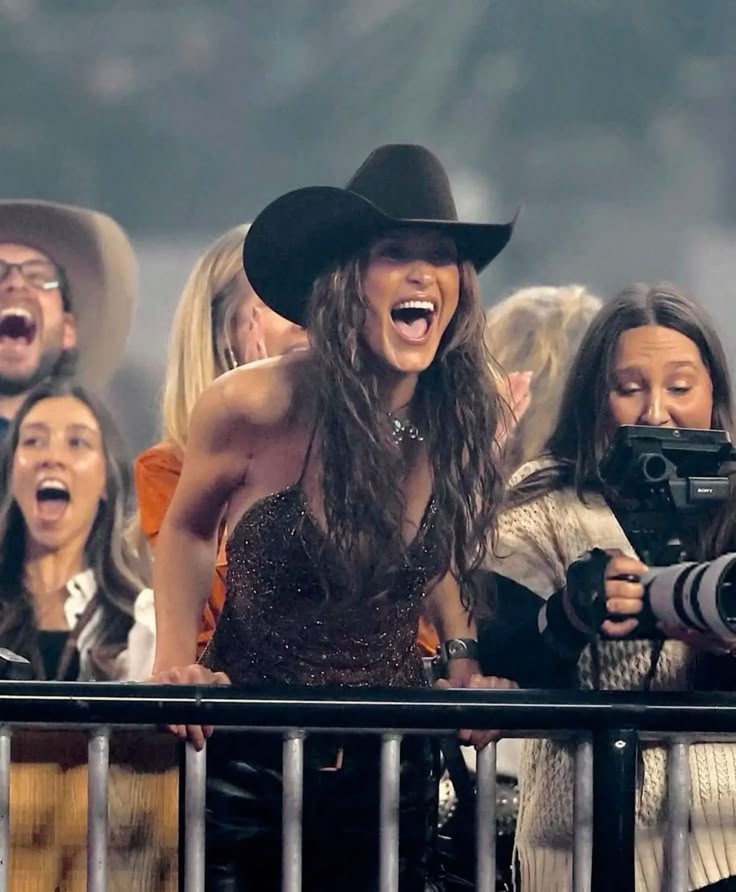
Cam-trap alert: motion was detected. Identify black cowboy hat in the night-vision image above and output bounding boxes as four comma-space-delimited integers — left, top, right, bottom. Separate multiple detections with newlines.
243, 144, 516, 326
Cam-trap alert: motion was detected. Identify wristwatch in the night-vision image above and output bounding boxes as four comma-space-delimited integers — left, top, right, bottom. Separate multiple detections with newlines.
437, 638, 479, 664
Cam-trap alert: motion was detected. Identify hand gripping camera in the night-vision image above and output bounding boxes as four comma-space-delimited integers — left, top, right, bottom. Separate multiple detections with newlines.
567, 425, 736, 639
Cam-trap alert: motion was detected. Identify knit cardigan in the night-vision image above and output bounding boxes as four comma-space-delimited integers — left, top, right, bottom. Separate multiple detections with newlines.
487, 460, 736, 892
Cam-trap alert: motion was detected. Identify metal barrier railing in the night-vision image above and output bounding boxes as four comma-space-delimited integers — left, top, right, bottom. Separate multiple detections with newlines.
1, 683, 734, 892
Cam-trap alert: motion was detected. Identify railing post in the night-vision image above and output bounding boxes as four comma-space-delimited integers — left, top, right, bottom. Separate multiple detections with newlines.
184, 741, 207, 892
475, 740, 497, 892
0, 727, 10, 892
87, 727, 110, 892
665, 739, 690, 892
592, 729, 636, 892
573, 735, 593, 892
282, 731, 305, 892
380, 732, 402, 892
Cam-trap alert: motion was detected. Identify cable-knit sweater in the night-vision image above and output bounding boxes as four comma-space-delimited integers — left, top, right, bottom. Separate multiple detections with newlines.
487, 460, 736, 892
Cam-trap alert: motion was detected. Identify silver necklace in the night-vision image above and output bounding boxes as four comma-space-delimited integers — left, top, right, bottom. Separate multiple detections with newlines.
387, 412, 423, 445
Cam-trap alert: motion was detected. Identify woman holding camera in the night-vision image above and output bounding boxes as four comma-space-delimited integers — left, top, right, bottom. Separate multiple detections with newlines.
482, 283, 736, 892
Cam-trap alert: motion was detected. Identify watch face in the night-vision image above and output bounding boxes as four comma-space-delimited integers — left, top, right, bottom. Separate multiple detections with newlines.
448, 640, 466, 658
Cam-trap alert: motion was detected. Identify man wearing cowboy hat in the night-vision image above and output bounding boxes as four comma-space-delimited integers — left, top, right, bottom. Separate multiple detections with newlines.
0, 200, 136, 436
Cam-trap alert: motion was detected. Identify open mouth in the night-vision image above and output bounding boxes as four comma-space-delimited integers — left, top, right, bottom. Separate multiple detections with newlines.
0, 308, 37, 345
36, 479, 70, 523
390, 300, 436, 342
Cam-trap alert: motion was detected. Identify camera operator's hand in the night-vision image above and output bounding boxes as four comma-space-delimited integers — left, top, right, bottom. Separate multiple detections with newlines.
563, 547, 648, 638
600, 549, 649, 638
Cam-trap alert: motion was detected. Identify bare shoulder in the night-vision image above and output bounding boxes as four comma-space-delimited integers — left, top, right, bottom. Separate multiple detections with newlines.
218, 349, 316, 428
183, 351, 316, 464
169, 352, 317, 529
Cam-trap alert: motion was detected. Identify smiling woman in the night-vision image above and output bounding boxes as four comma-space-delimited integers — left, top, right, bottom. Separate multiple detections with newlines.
362, 229, 459, 372
150, 143, 517, 891
0, 378, 154, 681
482, 283, 736, 892
0, 380, 176, 891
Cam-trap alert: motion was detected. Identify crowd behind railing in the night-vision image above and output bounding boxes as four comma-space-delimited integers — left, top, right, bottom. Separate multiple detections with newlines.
1, 144, 736, 891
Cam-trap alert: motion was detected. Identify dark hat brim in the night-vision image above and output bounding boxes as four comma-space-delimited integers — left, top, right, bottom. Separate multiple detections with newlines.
243, 186, 514, 326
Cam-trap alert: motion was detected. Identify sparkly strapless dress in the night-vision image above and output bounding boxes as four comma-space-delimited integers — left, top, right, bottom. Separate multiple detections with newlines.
200, 485, 444, 891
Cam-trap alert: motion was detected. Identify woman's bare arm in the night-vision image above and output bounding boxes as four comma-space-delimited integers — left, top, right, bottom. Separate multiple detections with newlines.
424, 571, 479, 683
152, 379, 248, 671
427, 571, 518, 749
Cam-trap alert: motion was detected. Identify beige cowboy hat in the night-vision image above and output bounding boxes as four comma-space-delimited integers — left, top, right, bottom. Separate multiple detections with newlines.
0, 199, 137, 383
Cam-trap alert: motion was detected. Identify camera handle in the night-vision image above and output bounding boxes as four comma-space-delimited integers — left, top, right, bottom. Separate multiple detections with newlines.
565, 548, 660, 638
564, 548, 611, 634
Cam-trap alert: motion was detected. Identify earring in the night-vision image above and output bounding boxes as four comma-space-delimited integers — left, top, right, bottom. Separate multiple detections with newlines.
225, 345, 239, 370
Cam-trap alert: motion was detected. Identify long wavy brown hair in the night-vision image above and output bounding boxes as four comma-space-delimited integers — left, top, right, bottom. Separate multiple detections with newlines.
307, 254, 504, 610
509, 282, 736, 560
0, 379, 149, 678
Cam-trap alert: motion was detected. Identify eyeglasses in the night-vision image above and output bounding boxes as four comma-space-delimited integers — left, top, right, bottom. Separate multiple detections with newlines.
0, 259, 61, 291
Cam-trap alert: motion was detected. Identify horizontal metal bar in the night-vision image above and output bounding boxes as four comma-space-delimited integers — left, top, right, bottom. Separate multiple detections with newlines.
0, 722, 731, 746
3, 683, 736, 732
0, 723, 730, 747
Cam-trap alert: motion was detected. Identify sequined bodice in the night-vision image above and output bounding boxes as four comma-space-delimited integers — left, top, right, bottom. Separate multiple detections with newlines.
200, 485, 442, 687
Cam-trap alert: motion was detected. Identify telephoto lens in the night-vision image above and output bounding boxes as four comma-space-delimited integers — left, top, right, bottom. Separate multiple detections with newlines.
643, 553, 736, 639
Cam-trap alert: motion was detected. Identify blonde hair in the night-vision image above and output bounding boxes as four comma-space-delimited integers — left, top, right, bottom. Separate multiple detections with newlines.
485, 284, 603, 472
161, 224, 250, 452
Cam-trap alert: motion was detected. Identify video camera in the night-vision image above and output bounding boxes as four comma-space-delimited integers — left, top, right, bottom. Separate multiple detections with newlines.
569, 425, 736, 639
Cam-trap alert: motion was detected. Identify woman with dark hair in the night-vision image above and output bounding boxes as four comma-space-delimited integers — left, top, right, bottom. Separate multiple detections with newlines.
0, 378, 154, 680
482, 283, 736, 891
150, 144, 516, 891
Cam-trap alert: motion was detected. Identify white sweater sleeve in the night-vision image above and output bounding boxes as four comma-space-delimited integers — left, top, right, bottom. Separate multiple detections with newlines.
487, 464, 570, 600
118, 588, 156, 681
487, 461, 636, 601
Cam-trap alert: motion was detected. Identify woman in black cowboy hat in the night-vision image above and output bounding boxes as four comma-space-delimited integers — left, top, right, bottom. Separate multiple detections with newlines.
151, 144, 516, 891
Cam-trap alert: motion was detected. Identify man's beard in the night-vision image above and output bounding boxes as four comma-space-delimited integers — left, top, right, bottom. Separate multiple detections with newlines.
0, 346, 76, 396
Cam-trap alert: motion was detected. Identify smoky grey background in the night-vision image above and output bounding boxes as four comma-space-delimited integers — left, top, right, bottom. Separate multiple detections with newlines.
2, 0, 734, 454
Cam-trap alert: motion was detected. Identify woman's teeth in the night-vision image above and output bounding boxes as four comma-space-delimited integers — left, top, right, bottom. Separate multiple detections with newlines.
36, 479, 70, 502
392, 300, 435, 313
390, 300, 435, 341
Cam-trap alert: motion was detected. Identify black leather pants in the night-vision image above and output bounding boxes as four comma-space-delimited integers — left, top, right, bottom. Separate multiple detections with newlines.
204, 734, 440, 892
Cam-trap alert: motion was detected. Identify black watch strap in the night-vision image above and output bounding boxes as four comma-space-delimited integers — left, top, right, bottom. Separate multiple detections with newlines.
437, 638, 479, 663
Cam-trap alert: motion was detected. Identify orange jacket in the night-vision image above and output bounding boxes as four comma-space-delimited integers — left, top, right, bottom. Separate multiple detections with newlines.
134, 443, 226, 656
134, 442, 439, 658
